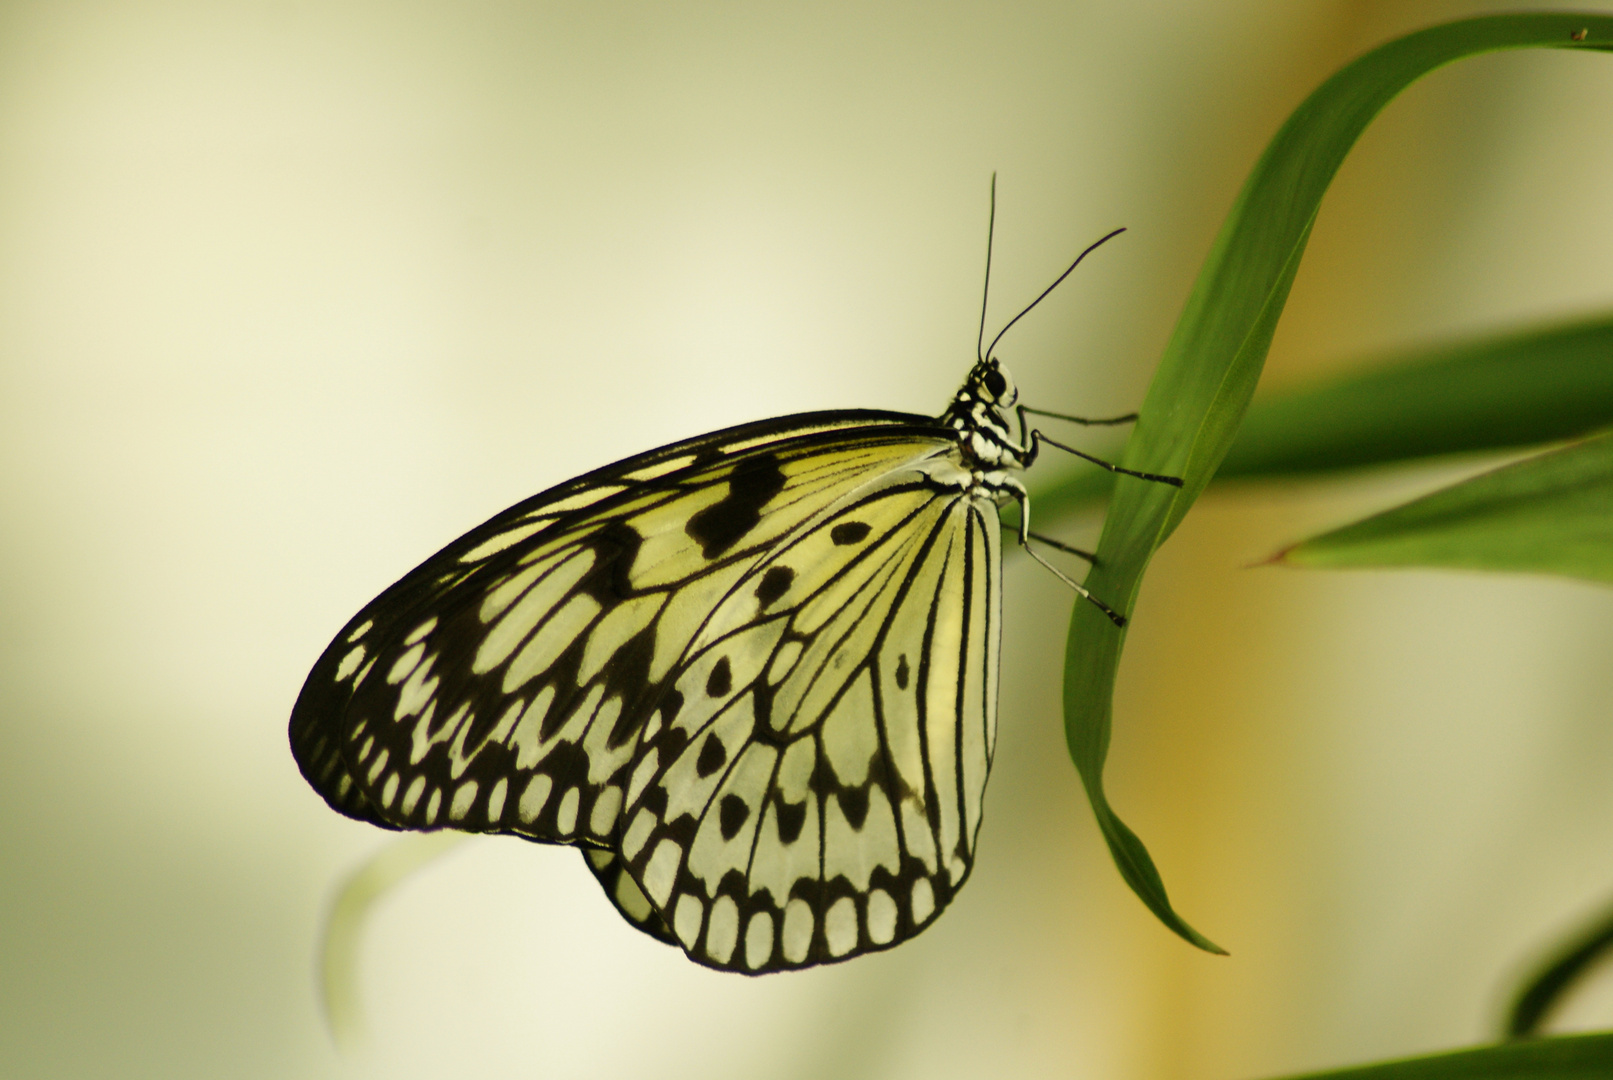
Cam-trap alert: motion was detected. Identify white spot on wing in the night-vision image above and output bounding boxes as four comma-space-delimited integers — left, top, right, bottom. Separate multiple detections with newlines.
643, 838, 682, 907
706, 897, 739, 963
674, 894, 704, 948
825, 896, 857, 956
518, 774, 552, 822
507, 686, 556, 769
744, 911, 775, 970
346, 619, 374, 643
486, 777, 508, 822
589, 785, 622, 836
459, 520, 548, 563
335, 645, 365, 682
449, 780, 478, 821
536, 485, 627, 515
579, 696, 632, 785
393, 653, 440, 720
622, 454, 696, 481
910, 878, 935, 924
621, 806, 656, 860
625, 749, 660, 808
867, 888, 897, 944
400, 775, 427, 816
386, 642, 426, 686
782, 898, 813, 963
555, 786, 580, 835
403, 617, 438, 645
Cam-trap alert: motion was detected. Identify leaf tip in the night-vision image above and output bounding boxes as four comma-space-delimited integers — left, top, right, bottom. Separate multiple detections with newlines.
1245, 545, 1295, 570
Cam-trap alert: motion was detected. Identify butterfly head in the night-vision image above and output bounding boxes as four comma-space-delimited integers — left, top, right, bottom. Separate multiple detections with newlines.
976, 358, 1018, 409
941, 358, 1027, 468
957, 357, 1018, 412
948, 359, 1025, 422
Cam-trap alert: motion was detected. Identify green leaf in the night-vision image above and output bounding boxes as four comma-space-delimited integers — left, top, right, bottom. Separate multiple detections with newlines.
1258, 1032, 1613, 1080
1220, 314, 1613, 477
1027, 310, 1613, 517
319, 833, 468, 1050
1061, 14, 1613, 952
1506, 894, 1613, 1039
1279, 430, 1613, 583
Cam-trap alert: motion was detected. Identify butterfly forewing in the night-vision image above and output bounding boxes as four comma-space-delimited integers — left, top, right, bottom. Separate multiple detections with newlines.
614, 463, 1002, 972
288, 413, 959, 857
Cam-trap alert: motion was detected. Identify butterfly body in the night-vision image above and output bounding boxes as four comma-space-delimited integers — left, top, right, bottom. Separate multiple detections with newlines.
292, 359, 1037, 972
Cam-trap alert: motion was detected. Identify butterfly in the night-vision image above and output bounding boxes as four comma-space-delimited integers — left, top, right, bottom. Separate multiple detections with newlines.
289, 219, 1180, 974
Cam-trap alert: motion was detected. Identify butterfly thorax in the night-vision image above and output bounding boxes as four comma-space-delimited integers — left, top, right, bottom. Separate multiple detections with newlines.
938, 358, 1030, 478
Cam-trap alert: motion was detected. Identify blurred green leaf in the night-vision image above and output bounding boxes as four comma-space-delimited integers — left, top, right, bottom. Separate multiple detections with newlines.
1028, 311, 1613, 514
1506, 896, 1613, 1039
1221, 315, 1613, 477
1279, 431, 1613, 583
320, 832, 468, 1051
1259, 1032, 1613, 1080
1060, 14, 1613, 952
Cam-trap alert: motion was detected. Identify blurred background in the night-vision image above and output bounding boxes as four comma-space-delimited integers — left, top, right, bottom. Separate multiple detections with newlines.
3, 1, 1612, 1077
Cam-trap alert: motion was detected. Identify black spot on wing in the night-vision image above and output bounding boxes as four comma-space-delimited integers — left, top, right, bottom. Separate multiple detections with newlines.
705, 657, 732, 698
895, 654, 909, 690
685, 453, 786, 559
755, 565, 794, 608
830, 521, 871, 545
776, 798, 808, 844
838, 785, 870, 830
606, 626, 658, 747
719, 793, 750, 839
660, 688, 684, 724
696, 733, 728, 777
579, 520, 645, 601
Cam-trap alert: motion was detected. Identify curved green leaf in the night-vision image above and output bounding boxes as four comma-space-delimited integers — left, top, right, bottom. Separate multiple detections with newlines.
1063, 14, 1613, 951
1279, 430, 1613, 583
319, 832, 468, 1050
1260, 1032, 1613, 1080
1506, 896, 1613, 1039
1221, 314, 1613, 477
1027, 310, 1613, 520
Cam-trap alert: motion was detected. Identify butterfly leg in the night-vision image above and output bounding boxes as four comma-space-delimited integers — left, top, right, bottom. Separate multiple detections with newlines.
1005, 479, 1126, 627
1023, 428, 1183, 487
999, 522, 1098, 565
1014, 404, 1138, 448
1019, 404, 1140, 426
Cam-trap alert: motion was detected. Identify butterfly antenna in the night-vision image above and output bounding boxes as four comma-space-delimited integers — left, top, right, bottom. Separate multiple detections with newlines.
977, 173, 997, 364
984, 226, 1126, 361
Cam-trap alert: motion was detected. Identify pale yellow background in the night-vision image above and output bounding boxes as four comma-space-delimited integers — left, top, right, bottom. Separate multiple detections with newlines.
3, 2, 1612, 1077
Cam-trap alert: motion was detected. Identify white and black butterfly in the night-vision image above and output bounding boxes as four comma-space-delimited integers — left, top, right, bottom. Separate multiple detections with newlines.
289, 225, 1179, 974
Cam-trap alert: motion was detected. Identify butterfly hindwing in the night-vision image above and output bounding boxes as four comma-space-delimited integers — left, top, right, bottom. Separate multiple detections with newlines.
580, 848, 678, 946
614, 462, 1002, 972
288, 413, 959, 856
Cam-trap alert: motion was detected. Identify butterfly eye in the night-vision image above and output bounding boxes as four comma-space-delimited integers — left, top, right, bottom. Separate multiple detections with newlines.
982, 369, 1008, 400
